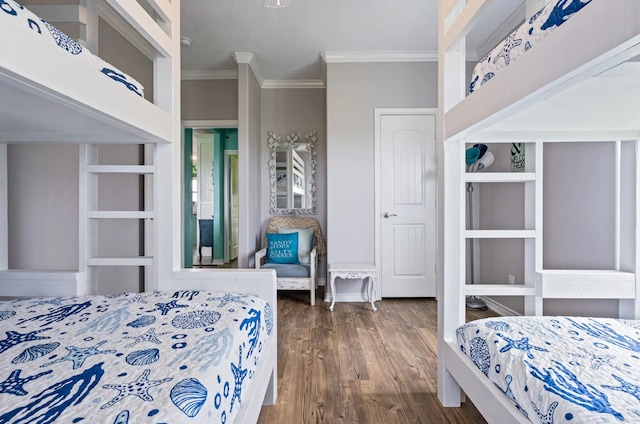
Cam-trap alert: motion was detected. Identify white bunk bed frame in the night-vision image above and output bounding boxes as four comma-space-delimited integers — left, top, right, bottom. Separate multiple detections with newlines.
0, 2, 277, 422
437, 0, 640, 422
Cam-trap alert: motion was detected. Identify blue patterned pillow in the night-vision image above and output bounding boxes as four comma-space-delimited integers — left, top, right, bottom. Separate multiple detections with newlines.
266, 232, 299, 264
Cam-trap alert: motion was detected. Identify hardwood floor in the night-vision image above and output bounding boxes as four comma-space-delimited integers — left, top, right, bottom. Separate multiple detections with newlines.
257, 289, 495, 424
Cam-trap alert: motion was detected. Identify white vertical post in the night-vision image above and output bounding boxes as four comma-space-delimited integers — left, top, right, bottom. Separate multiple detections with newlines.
525, 141, 543, 315
0, 144, 7, 271
154, 0, 180, 292
236, 60, 251, 269
619, 140, 640, 319
79, 145, 98, 293
437, 0, 466, 406
614, 140, 621, 270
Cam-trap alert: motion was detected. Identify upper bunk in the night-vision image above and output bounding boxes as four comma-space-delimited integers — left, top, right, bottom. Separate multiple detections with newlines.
441, 0, 640, 143
0, 0, 176, 144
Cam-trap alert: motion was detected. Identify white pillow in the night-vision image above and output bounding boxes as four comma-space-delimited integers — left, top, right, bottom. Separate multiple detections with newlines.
278, 227, 315, 264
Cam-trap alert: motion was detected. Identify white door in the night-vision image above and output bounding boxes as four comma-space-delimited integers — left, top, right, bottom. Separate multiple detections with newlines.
379, 113, 437, 297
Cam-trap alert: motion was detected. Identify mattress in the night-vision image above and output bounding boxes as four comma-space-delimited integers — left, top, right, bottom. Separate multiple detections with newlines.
457, 316, 640, 423
0, 290, 274, 423
2, 0, 145, 97
469, 0, 592, 94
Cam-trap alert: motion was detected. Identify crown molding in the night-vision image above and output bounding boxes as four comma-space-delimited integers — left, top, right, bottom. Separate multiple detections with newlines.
262, 79, 325, 89
233, 52, 265, 87
232, 52, 254, 64
181, 70, 238, 80
321, 50, 438, 63
98, 0, 155, 60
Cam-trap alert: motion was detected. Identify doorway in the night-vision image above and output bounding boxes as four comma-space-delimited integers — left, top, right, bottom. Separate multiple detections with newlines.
183, 126, 239, 268
375, 109, 437, 297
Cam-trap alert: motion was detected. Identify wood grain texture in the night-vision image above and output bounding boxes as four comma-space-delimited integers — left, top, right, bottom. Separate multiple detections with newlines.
258, 290, 495, 423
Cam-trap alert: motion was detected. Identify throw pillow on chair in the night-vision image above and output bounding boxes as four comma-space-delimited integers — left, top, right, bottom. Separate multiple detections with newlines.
266, 232, 299, 264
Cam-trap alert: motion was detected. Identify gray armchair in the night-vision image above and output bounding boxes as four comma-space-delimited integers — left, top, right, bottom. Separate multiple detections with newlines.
255, 216, 326, 305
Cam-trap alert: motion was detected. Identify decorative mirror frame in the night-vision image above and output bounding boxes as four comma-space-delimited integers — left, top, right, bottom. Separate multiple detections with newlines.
268, 130, 318, 215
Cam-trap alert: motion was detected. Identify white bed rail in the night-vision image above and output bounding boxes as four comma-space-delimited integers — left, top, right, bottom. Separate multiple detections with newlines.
0, 270, 88, 297
441, 0, 640, 141
103, 0, 173, 58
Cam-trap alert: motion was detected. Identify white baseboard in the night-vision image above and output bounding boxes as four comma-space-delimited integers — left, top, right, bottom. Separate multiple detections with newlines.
480, 296, 521, 317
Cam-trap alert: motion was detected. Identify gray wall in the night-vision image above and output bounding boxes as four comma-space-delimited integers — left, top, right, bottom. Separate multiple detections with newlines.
7, 144, 79, 270
260, 88, 327, 278
182, 79, 238, 121
326, 61, 438, 295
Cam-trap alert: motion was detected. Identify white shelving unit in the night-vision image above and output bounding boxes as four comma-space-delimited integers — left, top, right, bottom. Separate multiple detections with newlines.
460, 140, 639, 316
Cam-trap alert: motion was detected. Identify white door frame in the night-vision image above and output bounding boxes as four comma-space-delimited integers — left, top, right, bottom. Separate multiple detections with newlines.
374, 108, 438, 299
223, 149, 238, 263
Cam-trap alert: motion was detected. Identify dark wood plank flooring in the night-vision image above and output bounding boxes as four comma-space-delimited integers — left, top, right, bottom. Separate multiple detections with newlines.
257, 289, 495, 423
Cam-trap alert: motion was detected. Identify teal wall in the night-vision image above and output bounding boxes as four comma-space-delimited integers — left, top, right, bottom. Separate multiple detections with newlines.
212, 128, 238, 261
183, 128, 194, 268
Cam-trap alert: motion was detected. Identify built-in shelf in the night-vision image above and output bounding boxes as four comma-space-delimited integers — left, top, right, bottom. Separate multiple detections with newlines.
465, 172, 536, 182
466, 284, 536, 296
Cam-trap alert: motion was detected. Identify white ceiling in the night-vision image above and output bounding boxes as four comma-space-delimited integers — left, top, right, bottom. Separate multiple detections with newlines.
179, 0, 440, 82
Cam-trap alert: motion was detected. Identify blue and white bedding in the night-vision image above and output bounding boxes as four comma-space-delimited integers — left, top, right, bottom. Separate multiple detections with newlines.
1, 0, 145, 97
469, 0, 592, 94
0, 290, 273, 424
457, 316, 640, 423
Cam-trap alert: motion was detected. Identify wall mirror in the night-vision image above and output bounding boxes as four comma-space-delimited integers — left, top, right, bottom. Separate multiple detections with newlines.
268, 130, 317, 215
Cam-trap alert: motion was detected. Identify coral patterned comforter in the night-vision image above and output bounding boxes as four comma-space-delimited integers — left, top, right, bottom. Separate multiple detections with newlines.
458, 316, 640, 423
0, 290, 273, 424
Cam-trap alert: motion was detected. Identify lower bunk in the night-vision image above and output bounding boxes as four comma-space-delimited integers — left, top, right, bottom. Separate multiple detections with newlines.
443, 314, 640, 423
0, 269, 277, 424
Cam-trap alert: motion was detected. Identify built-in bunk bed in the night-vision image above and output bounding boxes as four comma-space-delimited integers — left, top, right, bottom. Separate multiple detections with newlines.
437, 0, 640, 423
0, 1, 277, 422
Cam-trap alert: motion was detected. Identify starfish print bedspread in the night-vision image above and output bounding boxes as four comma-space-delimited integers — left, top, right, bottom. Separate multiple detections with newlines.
0, 290, 273, 424
457, 316, 640, 423
469, 0, 592, 94
1, 0, 146, 97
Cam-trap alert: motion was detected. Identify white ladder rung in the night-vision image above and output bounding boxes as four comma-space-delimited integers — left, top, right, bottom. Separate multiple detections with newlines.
465, 230, 536, 239
86, 211, 154, 219
86, 165, 155, 174
87, 257, 154, 266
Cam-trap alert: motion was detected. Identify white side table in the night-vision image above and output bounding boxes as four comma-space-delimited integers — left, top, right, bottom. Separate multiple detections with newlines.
328, 263, 377, 312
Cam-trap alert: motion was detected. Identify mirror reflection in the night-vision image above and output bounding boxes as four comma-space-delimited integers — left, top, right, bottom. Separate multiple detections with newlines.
268, 131, 317, 215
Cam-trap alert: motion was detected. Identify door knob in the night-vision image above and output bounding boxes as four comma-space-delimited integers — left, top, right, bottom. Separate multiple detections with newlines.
383, 212, 397, 218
